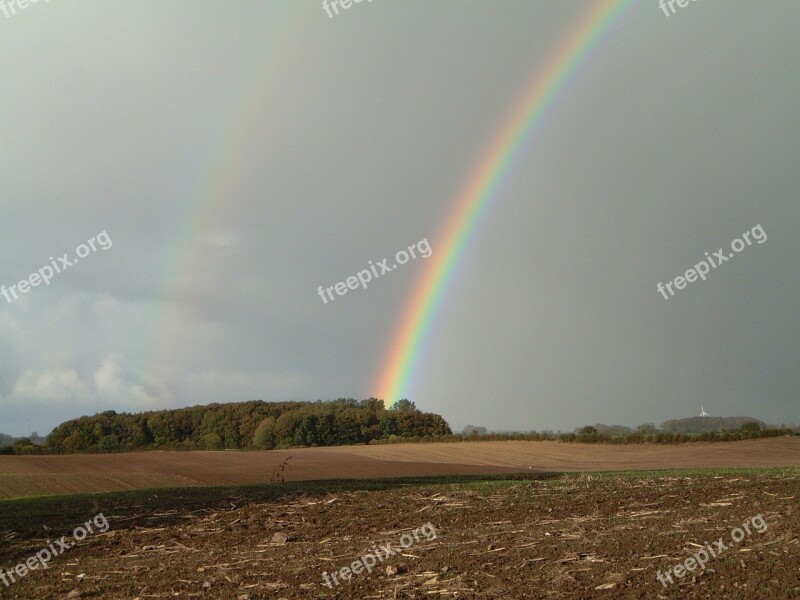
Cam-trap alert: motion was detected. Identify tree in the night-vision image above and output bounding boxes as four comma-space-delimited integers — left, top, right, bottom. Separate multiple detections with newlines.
380, 413, 399, 437
274, 411, 300, 447
361, 398, 384, 413
200, 432, 223, 450
98, 434, 121, 453
740, 421, 762, 433
11, 438, 42, 455
147, 413, 177, 447
62, 426, 94, 453
252, 417, 277, 449
577, 426, 599, 443
389, 399, 417, 412
463, 425, 488, 437
293, 412, 320, 446
334, 408, 364, 445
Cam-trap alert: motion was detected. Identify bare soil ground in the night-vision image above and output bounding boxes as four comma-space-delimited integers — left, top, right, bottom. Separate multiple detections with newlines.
0, 469, 798, 599
1, 437, 798, 500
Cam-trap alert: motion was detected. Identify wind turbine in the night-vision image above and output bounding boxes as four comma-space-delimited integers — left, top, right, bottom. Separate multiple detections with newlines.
699, 405, 710, 417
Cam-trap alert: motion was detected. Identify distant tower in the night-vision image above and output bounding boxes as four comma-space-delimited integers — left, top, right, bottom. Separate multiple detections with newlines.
699, 405, 710, 417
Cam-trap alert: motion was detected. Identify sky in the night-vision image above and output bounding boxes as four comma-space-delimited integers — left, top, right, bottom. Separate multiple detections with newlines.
1, 0, 798, 437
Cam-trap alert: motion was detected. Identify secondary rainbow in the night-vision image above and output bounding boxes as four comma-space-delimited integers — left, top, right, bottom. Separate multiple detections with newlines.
143, 3, 312, 383
375, 0, 635, 402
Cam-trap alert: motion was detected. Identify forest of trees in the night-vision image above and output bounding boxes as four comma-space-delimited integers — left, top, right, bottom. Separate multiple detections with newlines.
40, 398, 452, 454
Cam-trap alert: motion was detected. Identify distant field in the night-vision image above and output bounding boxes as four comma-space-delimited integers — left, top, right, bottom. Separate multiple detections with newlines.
1, 437, 798, 500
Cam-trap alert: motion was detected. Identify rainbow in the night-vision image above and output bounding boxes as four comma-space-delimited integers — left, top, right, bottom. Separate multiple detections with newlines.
375, 0, 635, 403
145, 3, 313, 382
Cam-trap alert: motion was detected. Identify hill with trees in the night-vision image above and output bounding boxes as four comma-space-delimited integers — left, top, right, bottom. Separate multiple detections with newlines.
41, 398, 452, 454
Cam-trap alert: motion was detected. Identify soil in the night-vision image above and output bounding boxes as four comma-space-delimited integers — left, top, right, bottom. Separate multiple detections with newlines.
0, 469, 798, 599
1, 437, 798, 500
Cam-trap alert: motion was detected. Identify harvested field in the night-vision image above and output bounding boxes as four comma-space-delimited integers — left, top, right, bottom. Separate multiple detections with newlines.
0, 469, 797, 599
1, 437, 798, 500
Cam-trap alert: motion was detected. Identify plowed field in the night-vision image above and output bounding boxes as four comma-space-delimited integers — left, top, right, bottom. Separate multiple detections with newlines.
0, 468, 797, 599
1, 437, 799, 500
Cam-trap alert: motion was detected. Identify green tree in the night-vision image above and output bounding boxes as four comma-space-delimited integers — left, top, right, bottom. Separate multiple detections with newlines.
147, 413, 177, 447
252, 416, 277, 449
577, 426, 599, 443
200, 432, 223, 450
380, 413, 399, 437
274, 411, 300, 446
97, 434, 121, 453
389, 399, 417, 412
740, 422, 762, 433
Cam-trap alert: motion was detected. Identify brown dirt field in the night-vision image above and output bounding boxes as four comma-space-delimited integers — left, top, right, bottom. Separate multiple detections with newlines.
1, 437, 798, 500
325, 437, 800, 470
0, 470, 797, 599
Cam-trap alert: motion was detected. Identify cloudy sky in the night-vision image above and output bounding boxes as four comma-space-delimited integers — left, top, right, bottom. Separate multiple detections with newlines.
1, 0, 798, 437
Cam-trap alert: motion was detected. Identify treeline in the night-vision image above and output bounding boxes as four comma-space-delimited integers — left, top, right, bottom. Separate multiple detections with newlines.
39, 398, 452, 454
659, 416, 769, 434
558, 423, 794, 444
0, 432, 46, 445
452, 422, 797, 445
4, 409, 795, 456
0, 432, 47, 455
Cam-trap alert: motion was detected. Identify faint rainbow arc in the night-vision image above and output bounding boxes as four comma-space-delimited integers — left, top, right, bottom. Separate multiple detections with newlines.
142, 4, 313, 388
